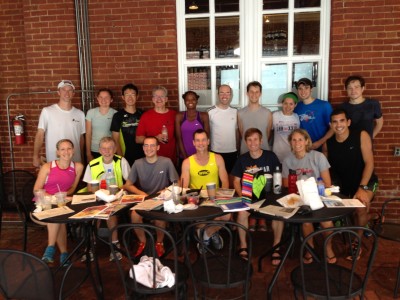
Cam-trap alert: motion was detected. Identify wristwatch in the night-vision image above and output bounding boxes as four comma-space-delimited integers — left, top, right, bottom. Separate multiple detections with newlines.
359, 185, 369, 190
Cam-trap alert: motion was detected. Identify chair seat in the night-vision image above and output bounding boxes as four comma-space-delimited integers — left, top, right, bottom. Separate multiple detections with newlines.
375, 223, 400, 242
291, 263, 363, 299
193, 255, 252, 288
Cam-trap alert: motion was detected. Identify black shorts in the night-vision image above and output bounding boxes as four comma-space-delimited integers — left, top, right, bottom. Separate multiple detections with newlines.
212, 151, 238, 174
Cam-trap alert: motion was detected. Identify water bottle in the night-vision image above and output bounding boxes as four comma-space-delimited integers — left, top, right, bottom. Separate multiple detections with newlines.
105, 169, 116, 189
288, 169, 298, 194
161, 125, 168, 143
171, 180, 179, 205
317, 177, 325, 196
273, 166, 282, 194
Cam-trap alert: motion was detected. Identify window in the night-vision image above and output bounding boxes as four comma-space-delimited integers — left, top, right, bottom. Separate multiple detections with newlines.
177, 0, 330, 110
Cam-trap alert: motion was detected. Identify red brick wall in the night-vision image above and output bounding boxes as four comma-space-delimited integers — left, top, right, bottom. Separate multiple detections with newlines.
329, 0, 400, 213
1, 0, 399, 215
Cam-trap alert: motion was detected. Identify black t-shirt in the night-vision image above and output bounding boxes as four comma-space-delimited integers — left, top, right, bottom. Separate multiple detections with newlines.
110, 109, 144, 166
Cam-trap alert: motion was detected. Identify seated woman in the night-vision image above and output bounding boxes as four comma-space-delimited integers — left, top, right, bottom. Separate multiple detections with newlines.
175, 91, 210, 161
33, 139, 84, 265
282, 129, 336, 264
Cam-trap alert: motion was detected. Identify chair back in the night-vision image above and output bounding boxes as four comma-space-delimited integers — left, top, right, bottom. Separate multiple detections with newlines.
109, 223, 183, 299
292, 226, 378, 299
183, 220, 252, 299
0, 249, 56, 300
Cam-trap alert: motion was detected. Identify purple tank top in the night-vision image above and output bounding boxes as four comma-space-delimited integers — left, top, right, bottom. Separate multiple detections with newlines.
181, 111, 204, 156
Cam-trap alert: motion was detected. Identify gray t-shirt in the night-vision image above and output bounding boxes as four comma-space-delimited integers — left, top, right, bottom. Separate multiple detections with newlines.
282, 150, 330, 179
127, 156, 178, 195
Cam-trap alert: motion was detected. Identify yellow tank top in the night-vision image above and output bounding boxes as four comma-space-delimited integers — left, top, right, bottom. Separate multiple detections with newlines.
189, 152, 219, 189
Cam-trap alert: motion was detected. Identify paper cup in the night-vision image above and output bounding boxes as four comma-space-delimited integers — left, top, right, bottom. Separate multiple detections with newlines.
54, 192, 67, 207
108, 184, 119, 195
42, 196, 52, 210
89, 180, 100, 192
206, 182, 216, 200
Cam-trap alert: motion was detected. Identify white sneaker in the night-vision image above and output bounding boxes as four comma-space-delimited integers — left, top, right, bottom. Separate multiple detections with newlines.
80, 250, 94, 262
110, 242, 122, 261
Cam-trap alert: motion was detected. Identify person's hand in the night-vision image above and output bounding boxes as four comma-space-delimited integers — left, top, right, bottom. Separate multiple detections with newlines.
311, 140, 323, 150
157, 133, 168, 144
354, 188, 369, 204
33, 156, 41, 168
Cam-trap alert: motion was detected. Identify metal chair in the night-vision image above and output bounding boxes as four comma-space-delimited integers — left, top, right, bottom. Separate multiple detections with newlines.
291, 226, 378, 299
109, 223, 187, 299
374, 198, 400, 298
183, 220, 253, 300
0, 248, 56, 300
1, 170, 41, 251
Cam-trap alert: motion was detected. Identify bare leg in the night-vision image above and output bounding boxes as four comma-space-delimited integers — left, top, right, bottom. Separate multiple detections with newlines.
320, 221, 335, 261
131, 211, 146, 243
107, 216, 119, 242
236, 211, 250, 248
56, 224, 68, 253
154, 220, 166, 243
271, 220, 284, 247
47, 223, 61, 246
204, 213, 231, 237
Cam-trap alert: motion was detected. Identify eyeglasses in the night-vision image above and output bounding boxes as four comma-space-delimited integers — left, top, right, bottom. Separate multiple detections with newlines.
143, 144, 157, 148
152, 95, 166, 100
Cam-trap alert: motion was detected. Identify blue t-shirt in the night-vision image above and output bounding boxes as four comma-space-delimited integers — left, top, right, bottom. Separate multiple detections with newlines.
294, 99, 332, 143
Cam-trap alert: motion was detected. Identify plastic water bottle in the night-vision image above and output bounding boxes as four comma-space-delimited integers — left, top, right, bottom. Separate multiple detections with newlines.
273, 166, 282, 194
161, 125, 168, 143
105, 169, 116, 189
317, 177, 325, 196
288, 169, 298, 194
171, 180, 179, 205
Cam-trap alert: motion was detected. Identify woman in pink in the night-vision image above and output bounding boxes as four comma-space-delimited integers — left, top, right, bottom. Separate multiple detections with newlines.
33, 139, 83, 265
175, 91, 210, 159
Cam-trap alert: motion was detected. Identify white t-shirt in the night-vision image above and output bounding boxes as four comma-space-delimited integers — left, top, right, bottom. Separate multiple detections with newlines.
207, 105, 238, 153
272, 111, 300, 163
38, 104, 85, 162
82, 157, 131, 183
85, 107, 117, 152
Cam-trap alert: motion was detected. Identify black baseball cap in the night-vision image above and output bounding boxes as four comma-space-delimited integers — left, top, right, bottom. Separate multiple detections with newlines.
295, 78, 313, 89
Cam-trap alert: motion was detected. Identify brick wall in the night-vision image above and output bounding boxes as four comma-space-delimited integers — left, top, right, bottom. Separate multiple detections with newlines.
0, 0, 399, 215
329, 0, 400, 214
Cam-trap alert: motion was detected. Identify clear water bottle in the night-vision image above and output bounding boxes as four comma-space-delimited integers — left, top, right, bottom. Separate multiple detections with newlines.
161, 125, 168, 143
105, 169, 116, 189
171, 180, 179, 205
317, 177, 325, 196
273, 166, 282, 194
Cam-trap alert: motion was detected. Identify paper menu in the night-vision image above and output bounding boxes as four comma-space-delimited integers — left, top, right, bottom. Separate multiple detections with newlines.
33, 206, 75, 220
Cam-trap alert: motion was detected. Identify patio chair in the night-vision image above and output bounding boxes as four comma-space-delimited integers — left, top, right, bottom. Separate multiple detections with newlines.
0, 249, 56, 300
374, 198, 400, 298
291, 226, 378, 299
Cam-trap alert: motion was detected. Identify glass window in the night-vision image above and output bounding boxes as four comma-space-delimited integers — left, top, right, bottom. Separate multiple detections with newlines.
177, 0, 330, 110
216, 16, 240, 59
294, 12, 320, 55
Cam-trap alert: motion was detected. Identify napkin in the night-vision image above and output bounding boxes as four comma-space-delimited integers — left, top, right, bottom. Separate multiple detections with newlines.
163, 199, 183, 214
296, 177, 324, 210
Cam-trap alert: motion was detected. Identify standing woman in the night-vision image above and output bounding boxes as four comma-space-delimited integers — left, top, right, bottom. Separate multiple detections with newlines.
175, 91, 210, 160
34, 139, 84, 265
85, 88, 117, 162
282, 129, 336, 264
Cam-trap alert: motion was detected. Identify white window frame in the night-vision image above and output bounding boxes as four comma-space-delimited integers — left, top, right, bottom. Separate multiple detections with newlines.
176, 0, 331, 110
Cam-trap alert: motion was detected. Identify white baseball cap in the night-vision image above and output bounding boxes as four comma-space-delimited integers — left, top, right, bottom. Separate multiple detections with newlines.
57, 80, 75, 90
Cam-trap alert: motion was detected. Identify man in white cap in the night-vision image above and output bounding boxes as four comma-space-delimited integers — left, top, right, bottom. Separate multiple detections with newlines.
33, 80, 85, 167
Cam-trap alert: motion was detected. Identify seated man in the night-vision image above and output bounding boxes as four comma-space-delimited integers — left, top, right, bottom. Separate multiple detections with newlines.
82, 136, 131, 261
181, 129, 231, 251
231, 128, 282, 263
324, 109, 378, 259
124, 136, 179, 257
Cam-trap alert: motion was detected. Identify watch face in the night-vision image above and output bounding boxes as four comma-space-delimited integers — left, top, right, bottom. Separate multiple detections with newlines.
360, 185, 369, 190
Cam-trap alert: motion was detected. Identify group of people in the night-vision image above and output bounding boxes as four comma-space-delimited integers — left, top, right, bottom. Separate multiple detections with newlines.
31, 75, 382, 266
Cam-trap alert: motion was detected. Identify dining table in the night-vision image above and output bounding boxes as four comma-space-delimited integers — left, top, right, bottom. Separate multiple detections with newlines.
31, 197, 133, 300
251, 189, 355, 299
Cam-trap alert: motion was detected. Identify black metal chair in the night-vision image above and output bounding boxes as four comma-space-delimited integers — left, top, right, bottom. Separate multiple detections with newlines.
0, 248, 56, 300
1, 170, 41, 251
291, 226, 378, 299
109, 223, 187, 299
183, 220, 253, 300
374, 198, 400, 298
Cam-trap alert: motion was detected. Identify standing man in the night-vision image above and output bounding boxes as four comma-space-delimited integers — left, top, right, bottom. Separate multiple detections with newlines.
294, 78, 333, 150
124, 136, 179, 257
339, 75, 383, 139
238, 81, 272, 154
136, 86, 177, 165
82, 137, 131, 261
207, 84, 239, 185
110, 83, 144, 167
231, 128, 281, 263
181, 129, 231, 251
33, 80, 85, 167
324, 109, 378, 258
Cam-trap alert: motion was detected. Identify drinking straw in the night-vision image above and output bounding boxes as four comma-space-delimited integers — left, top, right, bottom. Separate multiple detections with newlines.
57, 184, 61, 193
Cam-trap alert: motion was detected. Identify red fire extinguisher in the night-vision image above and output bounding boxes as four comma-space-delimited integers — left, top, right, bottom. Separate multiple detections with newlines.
13, 114, 25, 145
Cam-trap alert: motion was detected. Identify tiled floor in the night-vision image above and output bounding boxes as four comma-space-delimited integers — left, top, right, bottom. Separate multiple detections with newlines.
0, 221, 398, 299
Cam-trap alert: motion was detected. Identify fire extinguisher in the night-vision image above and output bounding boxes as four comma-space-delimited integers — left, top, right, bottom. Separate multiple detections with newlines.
13, 114, 25, 145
